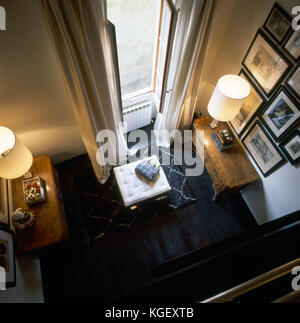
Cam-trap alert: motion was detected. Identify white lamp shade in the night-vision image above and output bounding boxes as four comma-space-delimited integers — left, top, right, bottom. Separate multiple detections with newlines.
208, 75, 250, 122
0, 127, 33, 179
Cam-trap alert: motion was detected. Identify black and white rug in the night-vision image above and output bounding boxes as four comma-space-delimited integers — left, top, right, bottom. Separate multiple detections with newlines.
72, 147, 196, 246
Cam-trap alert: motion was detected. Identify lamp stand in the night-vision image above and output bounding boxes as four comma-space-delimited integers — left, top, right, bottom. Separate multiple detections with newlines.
210, 119, 219, 129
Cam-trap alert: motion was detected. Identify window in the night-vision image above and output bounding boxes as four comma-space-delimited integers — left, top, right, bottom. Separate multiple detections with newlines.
107, 0, 159, 97
107, 0, 178, 114
153, 0, 177, 111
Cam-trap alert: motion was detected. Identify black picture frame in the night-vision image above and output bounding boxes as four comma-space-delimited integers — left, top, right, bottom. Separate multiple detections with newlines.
0, 227, 16, 288
242, 29, 291, 98
285, 64, 300, 101
259, 86, 300, 142
279, 130, 300, 166
229, 69, 266, 138
242, 121, 286, 177
263, 3, 292, 45
283, 29, 300, 63
0, 178, 10, 229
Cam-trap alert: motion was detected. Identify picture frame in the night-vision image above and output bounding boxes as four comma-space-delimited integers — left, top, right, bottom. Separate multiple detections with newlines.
242, 29, 291, 98
286, 64, 300, 101
259, 87, 300, 142
263, 3, 292, 45
283, 29, 300, 62
0, 227, 16, 288
242, 121, 285, 177
229, 69, 266, 137
0, 178, 10, 228
279, 129, 300, 166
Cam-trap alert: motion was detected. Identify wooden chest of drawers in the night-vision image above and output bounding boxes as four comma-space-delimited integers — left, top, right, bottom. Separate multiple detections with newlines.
12, 155, 68, 255
192, 117, 259, 200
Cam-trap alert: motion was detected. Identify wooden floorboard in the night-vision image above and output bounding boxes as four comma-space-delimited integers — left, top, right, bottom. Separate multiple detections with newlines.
39, 153, 258, 302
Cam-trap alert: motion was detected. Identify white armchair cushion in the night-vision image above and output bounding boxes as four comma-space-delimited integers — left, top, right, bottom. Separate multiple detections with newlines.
113, 155, 171, 207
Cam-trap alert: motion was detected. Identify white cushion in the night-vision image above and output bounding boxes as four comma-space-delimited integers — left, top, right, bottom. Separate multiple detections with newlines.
114, 155, 171, 207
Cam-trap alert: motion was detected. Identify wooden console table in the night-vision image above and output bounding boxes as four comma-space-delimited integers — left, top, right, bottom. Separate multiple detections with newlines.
12, 155, 68, 255
192, 117, 259, 200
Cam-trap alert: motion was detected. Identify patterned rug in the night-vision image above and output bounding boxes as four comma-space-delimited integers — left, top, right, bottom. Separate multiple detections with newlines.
72, 147, 196, 246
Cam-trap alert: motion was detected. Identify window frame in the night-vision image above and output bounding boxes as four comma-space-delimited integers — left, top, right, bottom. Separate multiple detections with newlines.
110, 0, 177, 116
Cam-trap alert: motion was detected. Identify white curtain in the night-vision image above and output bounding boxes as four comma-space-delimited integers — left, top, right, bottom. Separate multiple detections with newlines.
39, 0, 127, 183
161, 0, 215, 133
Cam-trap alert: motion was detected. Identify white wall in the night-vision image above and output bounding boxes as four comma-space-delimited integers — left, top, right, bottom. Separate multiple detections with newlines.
196, 0, 300, 224
0, 0, 86, 164
0, 0, 87, 302
0, 256, 44, 303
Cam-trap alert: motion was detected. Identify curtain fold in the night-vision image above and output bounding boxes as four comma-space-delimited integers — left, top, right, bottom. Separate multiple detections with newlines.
162, 0, 215, 133
39, 0, 126, 183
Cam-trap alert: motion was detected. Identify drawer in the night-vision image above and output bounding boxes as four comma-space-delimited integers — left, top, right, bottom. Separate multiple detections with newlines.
204, 152, 225, 193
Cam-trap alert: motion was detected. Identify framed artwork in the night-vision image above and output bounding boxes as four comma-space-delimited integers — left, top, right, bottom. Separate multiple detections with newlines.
259, 87, 300, 142
242, 30, 291, 98
286, 65, 300, 101
229, 69, 265, 137
279, 130, 300, 166
283, 30, 300, 62
263, 3, 292, 45
0, 178, 10, 228
0, 227, 16, 287
242, 121, 285, 177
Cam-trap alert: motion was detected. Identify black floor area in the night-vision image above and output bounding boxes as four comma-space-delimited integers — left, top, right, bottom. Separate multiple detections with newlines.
39, 148, 258, 302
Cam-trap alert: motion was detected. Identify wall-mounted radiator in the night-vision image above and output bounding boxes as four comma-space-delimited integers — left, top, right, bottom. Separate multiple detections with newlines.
123, 101, 152, 133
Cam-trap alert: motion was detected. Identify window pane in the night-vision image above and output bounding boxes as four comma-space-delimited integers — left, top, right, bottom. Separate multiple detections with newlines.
107, 0, 159, 96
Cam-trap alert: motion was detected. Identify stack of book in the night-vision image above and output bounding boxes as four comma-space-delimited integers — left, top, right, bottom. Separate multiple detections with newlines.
211, 129, 234, 152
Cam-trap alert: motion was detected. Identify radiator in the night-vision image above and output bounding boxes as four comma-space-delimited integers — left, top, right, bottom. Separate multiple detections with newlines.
123, 101, 152, 133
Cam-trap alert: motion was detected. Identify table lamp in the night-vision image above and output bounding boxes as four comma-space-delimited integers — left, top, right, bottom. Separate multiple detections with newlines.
0, 126, 33, 179
208, 74, 250, 129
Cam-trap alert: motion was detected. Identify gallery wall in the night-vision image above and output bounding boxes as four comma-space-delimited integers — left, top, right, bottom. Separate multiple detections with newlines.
0, 182, 44, 303
196, 0, 300, 224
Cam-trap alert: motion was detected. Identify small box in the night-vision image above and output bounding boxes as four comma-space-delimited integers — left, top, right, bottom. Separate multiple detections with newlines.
23, 177, 46, 205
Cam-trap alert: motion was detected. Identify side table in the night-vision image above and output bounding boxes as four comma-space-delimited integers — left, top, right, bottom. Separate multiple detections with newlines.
12, 155, 68, 255
192, 117, 260, 200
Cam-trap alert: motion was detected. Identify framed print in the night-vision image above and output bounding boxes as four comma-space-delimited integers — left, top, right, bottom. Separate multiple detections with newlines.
279, 130, 300, 166
286, 65, 300, 101
0, 227, 16, 287
242, 30, 291, 97
229, 69, 265, 137
259, 87, 300, 142
263, 3, 292, 44
283, 30, 300, 62
242, 121, 285, 177
0, 178, 10, 228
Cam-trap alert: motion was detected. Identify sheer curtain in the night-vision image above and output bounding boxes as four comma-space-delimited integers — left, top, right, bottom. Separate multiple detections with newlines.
160, 0, 215, 134
39, 0, 128, 183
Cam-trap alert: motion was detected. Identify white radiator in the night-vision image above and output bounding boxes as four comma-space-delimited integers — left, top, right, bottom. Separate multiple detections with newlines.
123, 101, 152, 133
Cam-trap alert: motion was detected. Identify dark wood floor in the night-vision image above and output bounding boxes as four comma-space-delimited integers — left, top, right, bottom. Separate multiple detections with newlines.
39, 153, 258, 302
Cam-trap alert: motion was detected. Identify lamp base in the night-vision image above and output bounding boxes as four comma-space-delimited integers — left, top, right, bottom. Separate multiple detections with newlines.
210, 119, 219, 129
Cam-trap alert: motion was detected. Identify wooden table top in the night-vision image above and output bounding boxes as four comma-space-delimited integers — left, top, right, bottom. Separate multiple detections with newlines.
12, 155, 67, 255
194, 117, 260, 189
